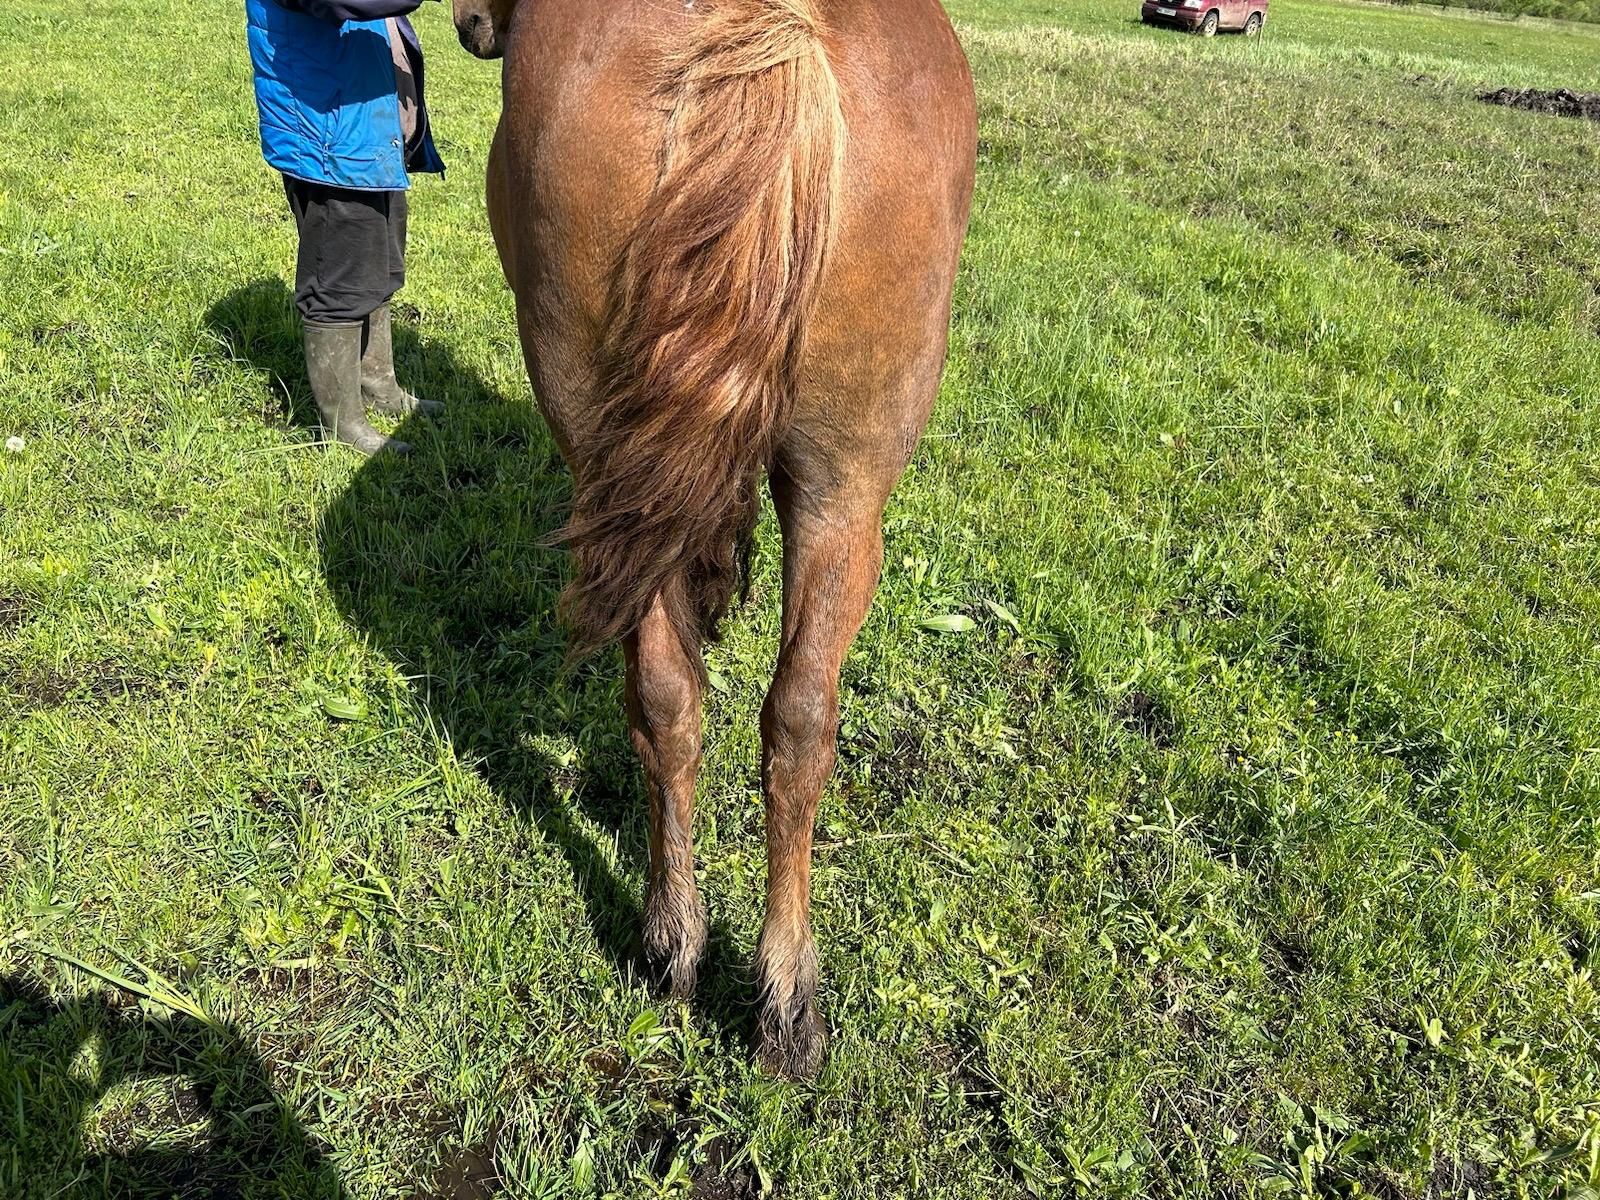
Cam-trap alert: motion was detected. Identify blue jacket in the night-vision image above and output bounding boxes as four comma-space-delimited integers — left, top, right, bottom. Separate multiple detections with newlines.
245, 0, 444, 191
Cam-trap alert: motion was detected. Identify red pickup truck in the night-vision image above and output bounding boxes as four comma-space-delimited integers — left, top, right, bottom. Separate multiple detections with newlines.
1141, 0, 1266, 36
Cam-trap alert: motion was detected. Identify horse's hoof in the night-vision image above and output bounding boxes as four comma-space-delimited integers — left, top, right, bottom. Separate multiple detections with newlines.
643, 945, 699, 1002
755, 1002, 828, 1081
642, 890, 706, 1001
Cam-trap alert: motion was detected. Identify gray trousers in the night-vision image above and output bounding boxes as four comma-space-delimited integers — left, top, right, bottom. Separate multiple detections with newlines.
283, 175, 407, 325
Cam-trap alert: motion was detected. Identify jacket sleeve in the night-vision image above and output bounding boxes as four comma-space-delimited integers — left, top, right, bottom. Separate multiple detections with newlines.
271, 0, 424, 20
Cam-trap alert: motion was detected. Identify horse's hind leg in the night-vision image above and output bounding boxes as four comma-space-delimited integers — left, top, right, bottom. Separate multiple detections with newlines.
626, 592, 708, 997
754, 472, 888, 1078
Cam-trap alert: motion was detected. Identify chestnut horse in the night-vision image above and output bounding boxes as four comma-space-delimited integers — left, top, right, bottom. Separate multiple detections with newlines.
451, 0, 976, 1076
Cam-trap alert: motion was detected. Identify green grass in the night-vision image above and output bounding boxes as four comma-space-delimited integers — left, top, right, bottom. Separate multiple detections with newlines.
3, 0, 1600, 1195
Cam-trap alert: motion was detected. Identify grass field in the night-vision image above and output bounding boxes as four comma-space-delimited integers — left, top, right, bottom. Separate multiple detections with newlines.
3, 0, 1600, 1195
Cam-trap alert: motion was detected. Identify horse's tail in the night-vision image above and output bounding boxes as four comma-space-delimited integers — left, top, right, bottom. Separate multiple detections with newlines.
555, 0, 844, 663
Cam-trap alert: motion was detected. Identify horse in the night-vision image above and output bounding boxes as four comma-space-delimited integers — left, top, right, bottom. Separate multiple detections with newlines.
450, 0, 977, 1078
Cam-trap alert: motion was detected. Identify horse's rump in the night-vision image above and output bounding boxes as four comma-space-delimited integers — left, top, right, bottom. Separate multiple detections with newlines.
553, 0, 845, 663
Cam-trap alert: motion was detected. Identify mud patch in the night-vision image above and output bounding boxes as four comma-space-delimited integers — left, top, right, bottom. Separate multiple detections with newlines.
421, 1127, 503, 1200
1428, 1151, 1495, 1198
691, 1135, 761, 1200
1479, 86, 1600, 123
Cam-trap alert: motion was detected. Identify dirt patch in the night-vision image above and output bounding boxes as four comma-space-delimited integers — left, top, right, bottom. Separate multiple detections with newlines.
1259, 927, 1315, 997
365, 1088, 516, 1200
585, 1048, 628, 1081
3, 659, 177, 709
420, 1127, 503, 1200
839, 725, 931, 813
488, 427, 530, 452
930, 1026, 1041, 1192
1428, 1151, 1495, 1198
691, 1134, 762, 1200
0, 594, 33, 634
1479, 87, 1600, 123
445, 463, 486, 492
1117, 690, 1178, 750
28, 321, 89, 345
90, 1078, 209, 1154
234, 963, 353, 1093
1353, 1166, 1412, 1200
580, 1054, 756, 1197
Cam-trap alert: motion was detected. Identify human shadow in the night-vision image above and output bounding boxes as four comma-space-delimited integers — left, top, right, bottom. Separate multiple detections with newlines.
0, 967, 347, 1199
205, 277, 318, 434
205, 279, 751, 1042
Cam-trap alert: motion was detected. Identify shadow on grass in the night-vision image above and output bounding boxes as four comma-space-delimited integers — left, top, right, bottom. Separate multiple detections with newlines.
0, 968, 346, 1198
205, 279, 753, 1046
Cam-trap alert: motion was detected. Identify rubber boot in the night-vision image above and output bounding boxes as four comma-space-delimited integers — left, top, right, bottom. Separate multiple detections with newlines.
361, 304, 444, 417
303, 321, 410, 456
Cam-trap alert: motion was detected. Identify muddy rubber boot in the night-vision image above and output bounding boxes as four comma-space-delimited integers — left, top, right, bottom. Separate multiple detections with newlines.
304, 321, 410, 456
360, 304, 444, 417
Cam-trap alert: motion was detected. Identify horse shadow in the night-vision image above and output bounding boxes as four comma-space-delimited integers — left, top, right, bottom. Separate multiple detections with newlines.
0, 967, 346, 1199
204, 279, 753, 1044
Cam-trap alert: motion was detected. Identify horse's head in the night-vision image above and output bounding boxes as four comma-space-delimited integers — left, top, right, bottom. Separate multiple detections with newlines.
452, 0, 514, 58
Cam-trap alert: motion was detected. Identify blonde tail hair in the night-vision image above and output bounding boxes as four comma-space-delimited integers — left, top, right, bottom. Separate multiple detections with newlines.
555, 0, 845, 662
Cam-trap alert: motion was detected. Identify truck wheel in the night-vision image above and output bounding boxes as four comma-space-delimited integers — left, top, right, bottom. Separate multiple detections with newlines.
1199, 9, 1220, 35
1244, 11, 1263, 34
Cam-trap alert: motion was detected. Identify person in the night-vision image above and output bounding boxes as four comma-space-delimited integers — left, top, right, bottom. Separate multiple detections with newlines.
244, 0, 446, 455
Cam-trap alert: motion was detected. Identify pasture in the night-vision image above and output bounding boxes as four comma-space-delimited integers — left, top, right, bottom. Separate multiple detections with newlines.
3, 0, 1600, 1195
